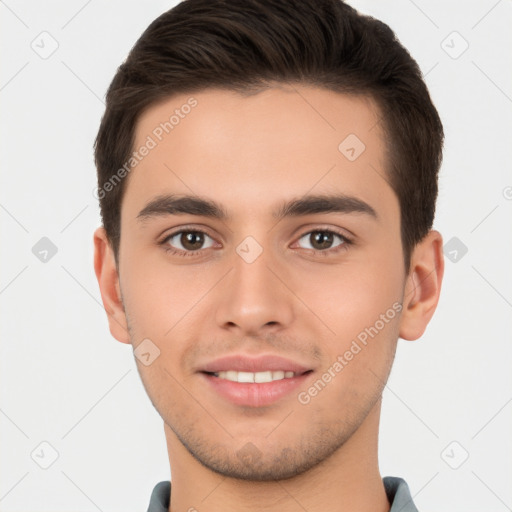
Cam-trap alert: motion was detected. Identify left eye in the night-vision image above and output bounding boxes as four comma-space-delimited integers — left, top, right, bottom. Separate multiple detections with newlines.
164, 231, 215, 252
296, 230, 348, 251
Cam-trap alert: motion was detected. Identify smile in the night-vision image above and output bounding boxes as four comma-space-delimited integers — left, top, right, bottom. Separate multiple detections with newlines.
211, 370, 298, 383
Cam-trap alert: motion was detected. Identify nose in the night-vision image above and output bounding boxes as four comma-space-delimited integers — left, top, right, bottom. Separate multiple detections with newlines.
214, 242, 295, 336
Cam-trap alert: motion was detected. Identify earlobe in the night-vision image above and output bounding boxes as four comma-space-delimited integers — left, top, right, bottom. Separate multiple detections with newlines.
93, 227, 131, 344
399, 230, 445, 341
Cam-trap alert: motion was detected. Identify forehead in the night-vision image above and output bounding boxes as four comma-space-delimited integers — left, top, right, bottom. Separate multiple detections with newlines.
123, 85, 395, 224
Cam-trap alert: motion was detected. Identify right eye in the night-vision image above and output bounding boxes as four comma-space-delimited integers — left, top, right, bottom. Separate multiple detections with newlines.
161, 229, 217, 256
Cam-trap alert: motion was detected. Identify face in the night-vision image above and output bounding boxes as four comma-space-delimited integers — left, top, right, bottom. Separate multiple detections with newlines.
114, 85, 408, 480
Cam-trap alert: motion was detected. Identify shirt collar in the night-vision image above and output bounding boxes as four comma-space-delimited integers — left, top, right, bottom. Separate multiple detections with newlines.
146, 476, 418, 512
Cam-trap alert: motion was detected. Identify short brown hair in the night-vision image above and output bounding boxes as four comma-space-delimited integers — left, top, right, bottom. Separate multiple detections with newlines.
94, 0, 444, 272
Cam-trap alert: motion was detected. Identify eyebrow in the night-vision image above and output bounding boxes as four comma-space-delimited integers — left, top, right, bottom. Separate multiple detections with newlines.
136, 193, 378, 223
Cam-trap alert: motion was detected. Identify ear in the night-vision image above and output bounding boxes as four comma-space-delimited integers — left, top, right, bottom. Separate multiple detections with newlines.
93, 226, 130, 344
399, 230, 445, 341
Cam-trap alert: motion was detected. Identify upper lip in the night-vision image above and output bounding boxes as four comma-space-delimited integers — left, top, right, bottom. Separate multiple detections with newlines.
199, 354, 312, 374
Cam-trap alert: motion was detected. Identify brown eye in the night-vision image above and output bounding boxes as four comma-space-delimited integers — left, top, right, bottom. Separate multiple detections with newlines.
180, 232, 205, 250
297, 230, 348, 251
311, 231, 334, 250
163, 230, 215, 252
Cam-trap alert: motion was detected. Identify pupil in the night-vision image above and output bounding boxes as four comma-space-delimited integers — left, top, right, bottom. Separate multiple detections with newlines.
312, 231, 333, 249
182, 232, 203, 250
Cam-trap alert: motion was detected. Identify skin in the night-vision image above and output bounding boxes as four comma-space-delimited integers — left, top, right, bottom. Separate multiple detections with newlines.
94, 84, 444, 512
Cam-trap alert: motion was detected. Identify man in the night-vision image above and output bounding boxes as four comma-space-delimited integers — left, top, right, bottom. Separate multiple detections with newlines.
93, 0, 444, 510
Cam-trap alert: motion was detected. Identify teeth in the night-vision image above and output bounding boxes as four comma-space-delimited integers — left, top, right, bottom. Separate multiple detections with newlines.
214, 370, 298, 383
254, 371, 272, 383
226, 370, 237, 381
237, 371, 254, 383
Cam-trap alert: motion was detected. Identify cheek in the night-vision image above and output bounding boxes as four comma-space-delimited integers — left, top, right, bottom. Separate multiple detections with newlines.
119, 247, 216, 340
294, 255, 404, 342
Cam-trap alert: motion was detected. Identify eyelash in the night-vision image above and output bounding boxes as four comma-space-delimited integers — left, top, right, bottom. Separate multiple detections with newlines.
159, 227, 354, 258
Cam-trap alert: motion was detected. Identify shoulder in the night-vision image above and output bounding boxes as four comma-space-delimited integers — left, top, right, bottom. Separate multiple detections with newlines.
146, 480, 171, 512
383, 476, 419, 512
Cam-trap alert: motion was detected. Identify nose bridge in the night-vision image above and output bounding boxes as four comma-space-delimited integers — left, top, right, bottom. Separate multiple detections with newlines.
214, 235, 294, 333
234, 237, 272, 294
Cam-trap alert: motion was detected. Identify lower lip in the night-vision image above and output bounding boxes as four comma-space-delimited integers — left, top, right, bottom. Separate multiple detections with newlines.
201, 372, 313, 407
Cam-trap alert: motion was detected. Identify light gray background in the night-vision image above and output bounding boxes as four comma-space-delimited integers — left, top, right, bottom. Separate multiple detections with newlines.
1, 1, 511, 511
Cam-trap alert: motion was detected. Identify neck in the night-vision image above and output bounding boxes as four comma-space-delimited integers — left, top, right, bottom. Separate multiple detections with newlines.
165, 400, 389, 512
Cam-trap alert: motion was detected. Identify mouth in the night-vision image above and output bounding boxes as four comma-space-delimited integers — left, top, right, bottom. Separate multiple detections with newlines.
204, 369, 311, 383
199, 359, 314, 407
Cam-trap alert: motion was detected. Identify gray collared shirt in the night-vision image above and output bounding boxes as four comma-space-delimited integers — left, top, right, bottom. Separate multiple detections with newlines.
146, 476, 418, 511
